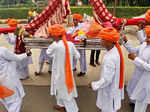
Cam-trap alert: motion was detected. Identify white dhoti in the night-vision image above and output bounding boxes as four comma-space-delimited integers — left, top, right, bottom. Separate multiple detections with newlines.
1, 98, 22, 112
37, 49, 53, 73
134, 101, 148, 112
73, 49, 87, 73
16, 56, 33, 79
56, 96, 78, 112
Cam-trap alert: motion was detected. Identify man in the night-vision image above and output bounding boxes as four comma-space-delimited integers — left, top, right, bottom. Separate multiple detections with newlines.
0, 47, 31, 112
122, 25, 150, 112
47, 24, 80, 112
67, 14, 87, 76
4, 27, 32, 80
88, 27, 124, 112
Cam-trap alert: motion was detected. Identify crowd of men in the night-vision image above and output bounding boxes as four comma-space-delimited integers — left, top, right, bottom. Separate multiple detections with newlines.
1, 9, 150, 112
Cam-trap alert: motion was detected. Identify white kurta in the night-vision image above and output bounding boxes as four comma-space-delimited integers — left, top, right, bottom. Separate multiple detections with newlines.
0, 47, 26, 112
5, 33, 33, 79
124, 42, 150, 104
91, 46, 123, 112
67, 24, 87, 73
47, 40, 80, 101
137, 29, 146, 44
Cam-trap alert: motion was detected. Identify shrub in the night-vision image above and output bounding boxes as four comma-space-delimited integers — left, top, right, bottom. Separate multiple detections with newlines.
0, 7, 149, 19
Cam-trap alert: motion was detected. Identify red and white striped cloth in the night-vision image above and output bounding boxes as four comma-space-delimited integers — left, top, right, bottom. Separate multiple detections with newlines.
89, 0, 116, 24
25, 0, 71, 38
89, 0, 145, 28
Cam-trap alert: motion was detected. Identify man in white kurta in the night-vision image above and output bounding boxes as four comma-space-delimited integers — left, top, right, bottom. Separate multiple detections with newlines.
89, 27, 124, 112
123, 25, 150, 112
4, 32, 32, 79
67, 14, 87, 76
47, 24, 80, 112
0, 47, 30, 112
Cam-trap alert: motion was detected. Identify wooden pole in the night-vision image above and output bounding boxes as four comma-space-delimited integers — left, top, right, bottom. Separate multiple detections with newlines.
113, 0, 117, 16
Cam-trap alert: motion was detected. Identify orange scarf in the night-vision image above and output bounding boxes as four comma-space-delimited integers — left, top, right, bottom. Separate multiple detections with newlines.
0, 85, 14, 98
62, 36, 74, 93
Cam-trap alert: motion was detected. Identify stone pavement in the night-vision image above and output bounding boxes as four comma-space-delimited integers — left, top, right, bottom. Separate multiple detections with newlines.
0, 86, 150, 112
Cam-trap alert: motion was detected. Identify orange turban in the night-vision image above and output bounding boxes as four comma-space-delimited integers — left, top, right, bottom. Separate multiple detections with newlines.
145, 10, 150, 23
48, 24, 74, 93
72, 14, 83, 22
7, 19, 18, 27
145, 25, 150, 36
48, 24, 66, 37
86, 20, 103, 38
0, 85, 14, 98
97, 27, 124, 89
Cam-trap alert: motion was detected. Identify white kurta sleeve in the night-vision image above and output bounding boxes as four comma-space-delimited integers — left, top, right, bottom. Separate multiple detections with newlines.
3, 48, 27, 62
91, 60, 115, 91
123, 42, 140, 54
72, 43, 80, 60
137, 30, 145, 44
46, 42, 57, 56
5, 34, 16, 45
133, 57, 150, 71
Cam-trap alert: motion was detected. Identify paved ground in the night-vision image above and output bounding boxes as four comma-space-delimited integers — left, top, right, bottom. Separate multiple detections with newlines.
0, 86, 150, 112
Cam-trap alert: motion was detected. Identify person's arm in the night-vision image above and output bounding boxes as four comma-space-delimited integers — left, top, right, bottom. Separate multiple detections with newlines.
123, 41, 140, 54
91, 60, 115, 91
2, 48, 27, 62
46, 42, 57, 56
137, 30, 145, 44
122, 36, 140, 54
133, 57, 150, 71
5, 34, 16, 45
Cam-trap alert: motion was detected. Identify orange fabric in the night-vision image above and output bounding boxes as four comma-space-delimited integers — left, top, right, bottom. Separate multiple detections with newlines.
48, 24, 74, 93
145, 25, 150, 36
0, 85, 14, 98
97, 27, 124, 89
7, 19, 18, 27
72, 14, 83, 22
145, 10, 150, 23
86, 20, 103, 38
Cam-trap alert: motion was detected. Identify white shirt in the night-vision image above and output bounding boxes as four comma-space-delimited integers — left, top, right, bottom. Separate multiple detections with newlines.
47, 40, 80, 101
91, 46, 123, 111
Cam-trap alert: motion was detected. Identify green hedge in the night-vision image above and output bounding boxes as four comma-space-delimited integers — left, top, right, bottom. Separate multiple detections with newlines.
0, 7, 149, 19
